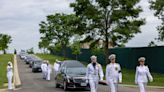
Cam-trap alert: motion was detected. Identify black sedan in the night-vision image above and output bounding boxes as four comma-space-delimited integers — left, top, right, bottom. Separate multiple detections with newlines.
55, 60, 89, 91
29, 58, 40, 68
31, 60, 43, 72
24, 55, 34, 64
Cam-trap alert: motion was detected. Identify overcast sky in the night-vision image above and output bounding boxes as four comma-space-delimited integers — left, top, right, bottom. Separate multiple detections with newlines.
0, 0, 163, 53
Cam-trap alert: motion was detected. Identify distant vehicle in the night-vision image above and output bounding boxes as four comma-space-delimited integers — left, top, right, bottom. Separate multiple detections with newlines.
29, 58, 39, 68
55, 60, 89, 91
32, 60, 43, 72
24, 55, 34, 64
19, 53, 27, 60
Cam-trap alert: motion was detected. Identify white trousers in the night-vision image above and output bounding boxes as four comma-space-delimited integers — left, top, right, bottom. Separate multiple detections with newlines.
107, 80, 118, 92
42, 71, 47, 79
7, 75, 13, 90
89, 79, 99, 92
138, 82, 146, 92
46, 71, 51, 80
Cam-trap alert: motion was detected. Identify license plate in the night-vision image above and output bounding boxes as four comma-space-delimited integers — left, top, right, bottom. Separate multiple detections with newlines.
81, 83, 87, 86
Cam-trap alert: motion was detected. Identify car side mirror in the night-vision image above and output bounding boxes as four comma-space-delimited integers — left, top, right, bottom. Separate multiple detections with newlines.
60, 69, 64, 74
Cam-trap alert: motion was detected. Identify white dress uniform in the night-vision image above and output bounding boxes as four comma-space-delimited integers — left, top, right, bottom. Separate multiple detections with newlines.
86, 63, 104, 92
7, 65, 13, 90
106, 63, 122, 92
46, 64, 52, 81
41, 63, 47, 79
135, 65, 153, 92
54, 62, 60, 78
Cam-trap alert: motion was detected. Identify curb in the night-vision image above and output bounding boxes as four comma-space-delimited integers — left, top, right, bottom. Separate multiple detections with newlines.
99, 80, 164, 89
0, 89, 7, 92
13, 55, 21, 88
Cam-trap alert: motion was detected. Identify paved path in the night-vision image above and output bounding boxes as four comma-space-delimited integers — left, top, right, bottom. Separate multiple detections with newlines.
13, 56, 164, 92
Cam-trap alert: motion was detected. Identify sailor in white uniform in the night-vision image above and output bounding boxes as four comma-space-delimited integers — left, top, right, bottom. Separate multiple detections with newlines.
54, 59, 60, 79
86, 55, 104, 92
106, 54, 122, 92
46, 60, 52, 81
7, 61, 13, 90
41, 61, 47, 79
135, 57, 153, 92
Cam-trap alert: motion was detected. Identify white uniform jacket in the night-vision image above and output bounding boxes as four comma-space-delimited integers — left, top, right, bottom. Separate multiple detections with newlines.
135, 65, 153, 84
106, 63, 122, 83
54, 63, 60, 72
7, 66, 13, 77
41, 63, 47, 72
86, 63, 104, 80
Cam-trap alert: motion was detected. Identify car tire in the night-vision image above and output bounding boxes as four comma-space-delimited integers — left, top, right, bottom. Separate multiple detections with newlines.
63, 81, 68, 91
55, 81, 60, 88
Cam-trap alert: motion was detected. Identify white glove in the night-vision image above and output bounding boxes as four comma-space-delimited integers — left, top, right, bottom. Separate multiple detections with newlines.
150, 78, 153, 82
100, 77, 103, 81
119, 79, 122, 83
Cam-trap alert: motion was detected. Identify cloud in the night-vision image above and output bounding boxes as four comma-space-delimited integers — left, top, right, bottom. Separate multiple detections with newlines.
0, 0, 73, 53
0, 0, 163, 53
126, 0, 164, 47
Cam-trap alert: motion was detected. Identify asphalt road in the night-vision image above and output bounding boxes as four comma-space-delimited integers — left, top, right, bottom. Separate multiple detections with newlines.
14, 56, 164, 92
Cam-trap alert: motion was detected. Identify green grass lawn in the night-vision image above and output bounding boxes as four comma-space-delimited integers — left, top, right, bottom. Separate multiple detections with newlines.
36, 54, 164, 86
0, 54, 13, 89
122, 69, 164, 86
35, 54, 69, 64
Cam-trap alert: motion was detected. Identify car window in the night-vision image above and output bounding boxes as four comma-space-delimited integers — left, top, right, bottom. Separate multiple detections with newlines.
35, 61, 42, 64
66, 68, 86, 75
60, 67, 66, 73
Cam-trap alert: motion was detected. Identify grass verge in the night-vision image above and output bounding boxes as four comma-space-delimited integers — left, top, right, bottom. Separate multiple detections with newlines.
0, 54, 13, 89
35, 54, 68, 64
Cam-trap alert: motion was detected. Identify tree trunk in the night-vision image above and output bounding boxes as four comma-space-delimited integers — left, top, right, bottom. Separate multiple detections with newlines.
43, 48, 46, 54
3, 49, 6, 54
76, 54, 78, 60
105, 29, 109, 64
62, 44, 66, 58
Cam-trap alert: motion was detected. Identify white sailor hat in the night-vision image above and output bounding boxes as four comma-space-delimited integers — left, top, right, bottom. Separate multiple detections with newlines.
108, 54, 116, 60
138, 57, 146, 62
90, 55, 97, 59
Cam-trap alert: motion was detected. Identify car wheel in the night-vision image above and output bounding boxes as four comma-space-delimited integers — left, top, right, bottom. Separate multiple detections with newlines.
55, 81, 60, 88
63, 81, 68, 91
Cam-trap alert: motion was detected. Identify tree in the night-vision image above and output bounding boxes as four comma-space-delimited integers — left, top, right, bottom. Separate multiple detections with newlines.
150, 0, 164, 41
148, 41, 157, 47
26, 48, 34, 54
71, 41, 81, 60
39, 13, 78, 57
49, 43, 62, 53
14, 49, 17, 54
0, 34, 12, 54
38, 38, 50, 54
70, 0, 145, 63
